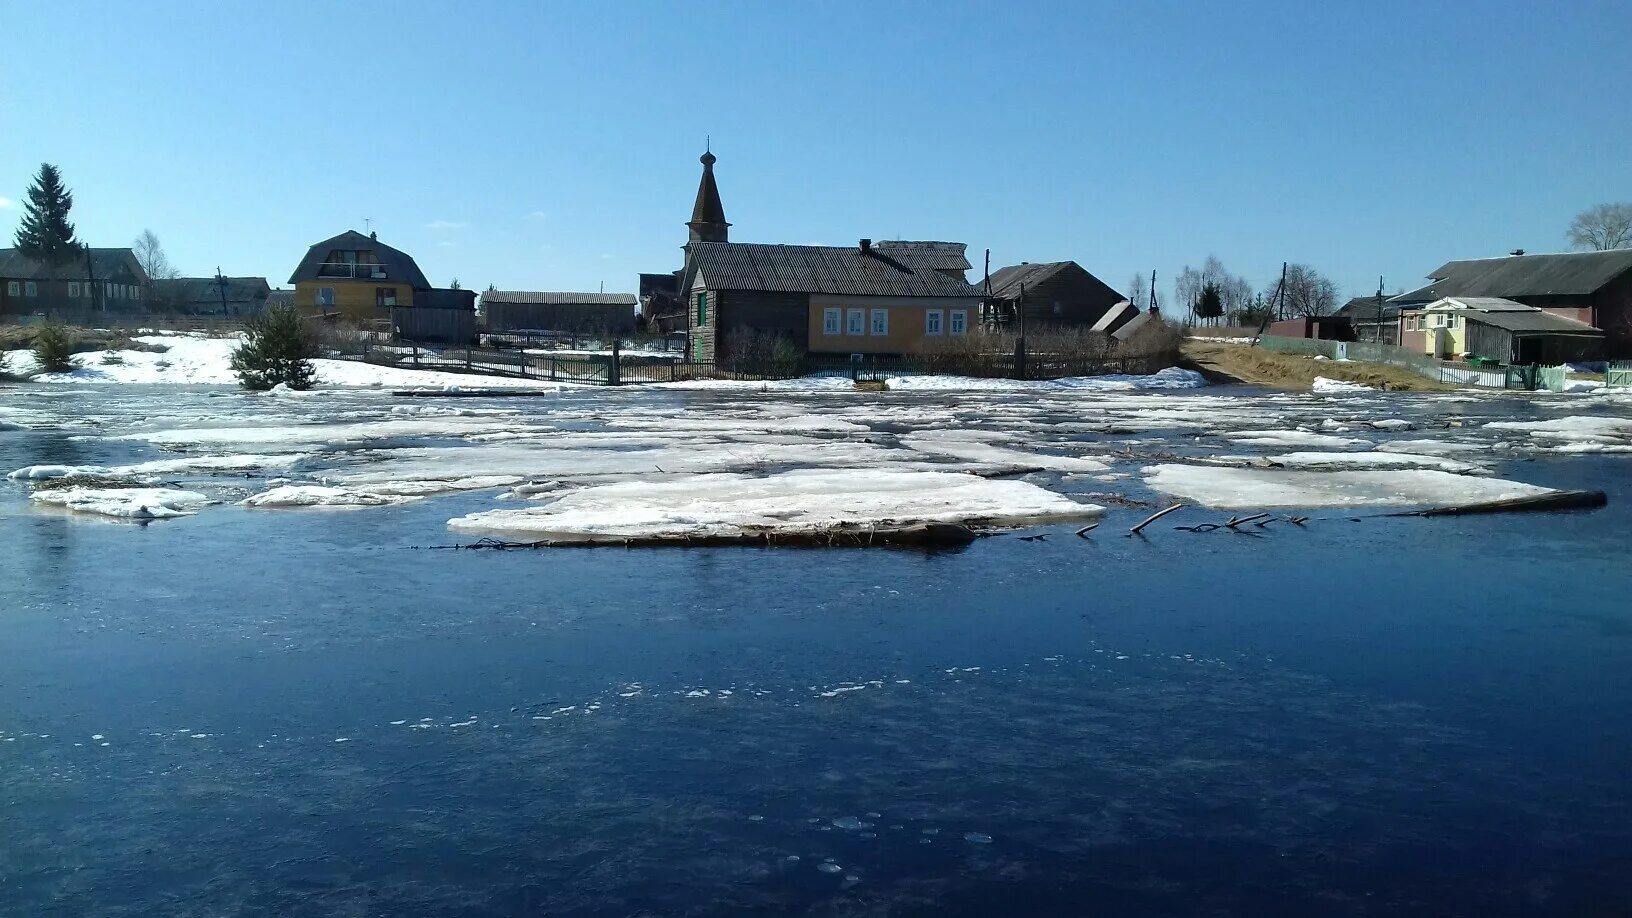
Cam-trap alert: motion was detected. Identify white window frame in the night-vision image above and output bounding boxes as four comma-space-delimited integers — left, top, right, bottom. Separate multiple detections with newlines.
950, 309, 967, 335
822, 307, 841, 336
317, 286, 336, 308
846, 308, 865, 336
105, 282, 114, 299
68, 281, 80, 297
5, 281, 17, 297
925, 308, 943, 336
130, 285, 141, 301
24, 281, 38, 297
870, 308, 888, 336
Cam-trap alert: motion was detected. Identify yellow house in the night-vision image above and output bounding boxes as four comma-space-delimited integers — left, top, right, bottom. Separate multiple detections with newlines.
287, 230, 431, 325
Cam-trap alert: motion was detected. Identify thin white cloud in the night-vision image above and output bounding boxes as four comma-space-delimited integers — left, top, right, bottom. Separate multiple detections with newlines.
436, 240, 457, 248
424, 220, 466, 230
526, 211, 548, 221
599, 253, 615, 260
0, 196, 15, 209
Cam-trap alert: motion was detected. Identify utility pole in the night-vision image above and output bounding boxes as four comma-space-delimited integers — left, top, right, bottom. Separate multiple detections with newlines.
215, 267, 230, 316
1375, 274, 1385, 345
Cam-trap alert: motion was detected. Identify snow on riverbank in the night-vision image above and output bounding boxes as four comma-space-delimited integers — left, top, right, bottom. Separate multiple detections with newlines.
447, 469, 1103, 543
4, 334, 558, 389
1142, 464, 1554, 510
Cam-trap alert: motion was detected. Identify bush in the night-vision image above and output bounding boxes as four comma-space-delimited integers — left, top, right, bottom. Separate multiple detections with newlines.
231, 304, 317, 390
32, 321, 75, 373
724, 328, 805, 377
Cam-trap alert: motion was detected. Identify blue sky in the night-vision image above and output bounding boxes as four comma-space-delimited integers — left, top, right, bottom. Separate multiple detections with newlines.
2, 1, 1628, 302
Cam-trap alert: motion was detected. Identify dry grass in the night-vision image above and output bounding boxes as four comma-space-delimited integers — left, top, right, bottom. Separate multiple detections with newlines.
1182, 340, 1457, 392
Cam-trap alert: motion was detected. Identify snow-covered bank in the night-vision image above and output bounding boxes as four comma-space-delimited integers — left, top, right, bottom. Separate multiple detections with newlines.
659, 367, 1206, 393
447, 469, 1103, 543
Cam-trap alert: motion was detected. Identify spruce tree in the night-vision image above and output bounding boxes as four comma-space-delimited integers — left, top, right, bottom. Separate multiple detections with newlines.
231, 304, 318, 390
13, 163, 82, 276
1195, 282, 1224, 325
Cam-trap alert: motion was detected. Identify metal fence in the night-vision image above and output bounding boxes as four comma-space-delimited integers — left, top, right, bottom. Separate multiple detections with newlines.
1256, 335, 1567, 391
1607, 361, 1632, 389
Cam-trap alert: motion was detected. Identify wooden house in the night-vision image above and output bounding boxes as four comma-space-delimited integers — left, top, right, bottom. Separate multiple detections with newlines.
674, 151, 983, 362
0, 247, 150, 317
984, 261, 1126, 329
153, 276, 271, 315
1403, 297, 1602, 364
1391, 250, 1632, 357
287, 230, 432, 324
1334, 296, 1401, 345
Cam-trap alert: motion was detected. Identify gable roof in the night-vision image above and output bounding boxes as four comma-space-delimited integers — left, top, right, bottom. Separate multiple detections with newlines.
1466, 309, 1602, 334
1393, 249, 1632, 303
155, 276, 271, 304
872, 241, 971, 273
686, 242, 982, 298
1336, 295, 1402, 320
1422, 296, 1535, 312
986, 260, 1124, 304
0, 247, 149, 282
286, 230, 430, 289
481, 290, 636, 306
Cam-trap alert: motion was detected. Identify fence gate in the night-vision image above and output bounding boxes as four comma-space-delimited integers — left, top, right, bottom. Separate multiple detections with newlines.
1607, 362, 1632, 389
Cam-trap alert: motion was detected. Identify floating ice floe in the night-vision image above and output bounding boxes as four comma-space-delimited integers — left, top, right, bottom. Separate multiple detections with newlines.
30, 487, 213, 519
447, 469, 1102, 543
1225, 429, 1370, 449
1311, 376, 1375, 393
1142, 464, 1555, 509
1263, 451, 1485, 474
241, 485, 412, 508
899, 431, 1109, 473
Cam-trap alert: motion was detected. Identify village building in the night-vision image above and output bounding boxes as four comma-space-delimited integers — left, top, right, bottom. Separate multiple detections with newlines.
1391, 249, 1632, 357
0, 247, 151, 317
287, 229, 472, 339
983, 261, 1127, 329
482, 291, 638, 336
1333, 295, 1400, 345
1399, 297, 1602, 364
153, 276, 271, 316
638, 272, 683, 334
675, 151, 984, 362
1267, 314, 1354, 341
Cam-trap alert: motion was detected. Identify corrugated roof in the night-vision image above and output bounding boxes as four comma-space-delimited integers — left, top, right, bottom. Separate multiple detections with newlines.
872, 241, 971, 272
1466, 310, 1602, 334
155, 277, 270, 304
1393, 249, 1632, 303
286, 230, 431, 289
687, 242, 982, 298
1090, 301, 1138, 333
482, 291, 637, 306
987, 262, 1069, 298
1423, 296, 1535, 312
1336, 295, 1402, 319
0, 247, 149, 282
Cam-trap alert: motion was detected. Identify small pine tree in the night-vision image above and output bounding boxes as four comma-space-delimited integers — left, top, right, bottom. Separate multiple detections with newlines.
14, 164, 82, 278
231, 304, 318, 390
33, 321, 75, 373
1195, 282, 1224, 324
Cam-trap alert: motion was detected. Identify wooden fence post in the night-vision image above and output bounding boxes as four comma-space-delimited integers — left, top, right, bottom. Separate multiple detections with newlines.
610, 339, 621, 386
1013, 337, 1027, 380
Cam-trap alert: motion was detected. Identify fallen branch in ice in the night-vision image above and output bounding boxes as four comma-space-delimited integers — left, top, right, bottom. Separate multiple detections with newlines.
424, 522, 984, 549
1129, 503, 1184, 535
1074, 523, 1100, 538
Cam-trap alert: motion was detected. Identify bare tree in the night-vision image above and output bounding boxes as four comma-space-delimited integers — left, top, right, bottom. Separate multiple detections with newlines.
1174, 257, 1253, 326
1126, 272, 1147, 309
133, 229, 179, 281
1263, 263, 1338, 318
1568, 202, 1632, 251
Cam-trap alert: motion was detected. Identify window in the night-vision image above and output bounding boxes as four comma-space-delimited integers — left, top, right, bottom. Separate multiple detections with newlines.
105, 282, 114, 299
131, 286, 141, 302
822, 307, 841, 335
925, 309, 943, 335
68, 282, 80, 297
317, 287, 335, 308
695, 291, 708, 325
950, 309, 967, 335
846, 308, 865, 335
376, 287, 398, 307
870, 308, 888, 336
5, 281, 16, 297
24, 281, 37, 297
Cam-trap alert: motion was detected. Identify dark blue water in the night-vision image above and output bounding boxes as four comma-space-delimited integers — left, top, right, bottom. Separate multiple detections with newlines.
3, 386, 1631, 916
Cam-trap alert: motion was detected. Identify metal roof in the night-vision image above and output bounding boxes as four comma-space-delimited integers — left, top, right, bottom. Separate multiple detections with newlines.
0, 247, 149, 282
155, 276, 270, 304
286, 230, 431, 289
1336, 295, 1403, 319
1393, 249, 1632, 303
987, 262, 1069, 298
1466, 310, 1602, 334
481, 291, 637, 306
872, 241, 971, 272
1422, 296, 1536, 312
687, 242, 982, 298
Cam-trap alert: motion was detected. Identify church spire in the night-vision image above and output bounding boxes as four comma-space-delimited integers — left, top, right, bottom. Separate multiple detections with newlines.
687, 147, 729, 244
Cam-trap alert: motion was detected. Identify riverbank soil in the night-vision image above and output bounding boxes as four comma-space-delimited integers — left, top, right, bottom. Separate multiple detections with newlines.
1182, 340, 1457, 391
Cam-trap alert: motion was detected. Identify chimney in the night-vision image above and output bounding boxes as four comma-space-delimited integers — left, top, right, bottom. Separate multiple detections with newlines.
859, 238, 872, 256
370, 231, 378, 241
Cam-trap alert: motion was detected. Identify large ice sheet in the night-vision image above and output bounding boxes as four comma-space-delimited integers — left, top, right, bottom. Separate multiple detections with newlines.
30, 487, 212, 519
1142, 464, 1554, 510
447, 469, 1103, 542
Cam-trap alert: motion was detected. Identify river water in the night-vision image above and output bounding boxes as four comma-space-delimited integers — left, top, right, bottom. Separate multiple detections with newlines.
2, 382, 1630, 916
